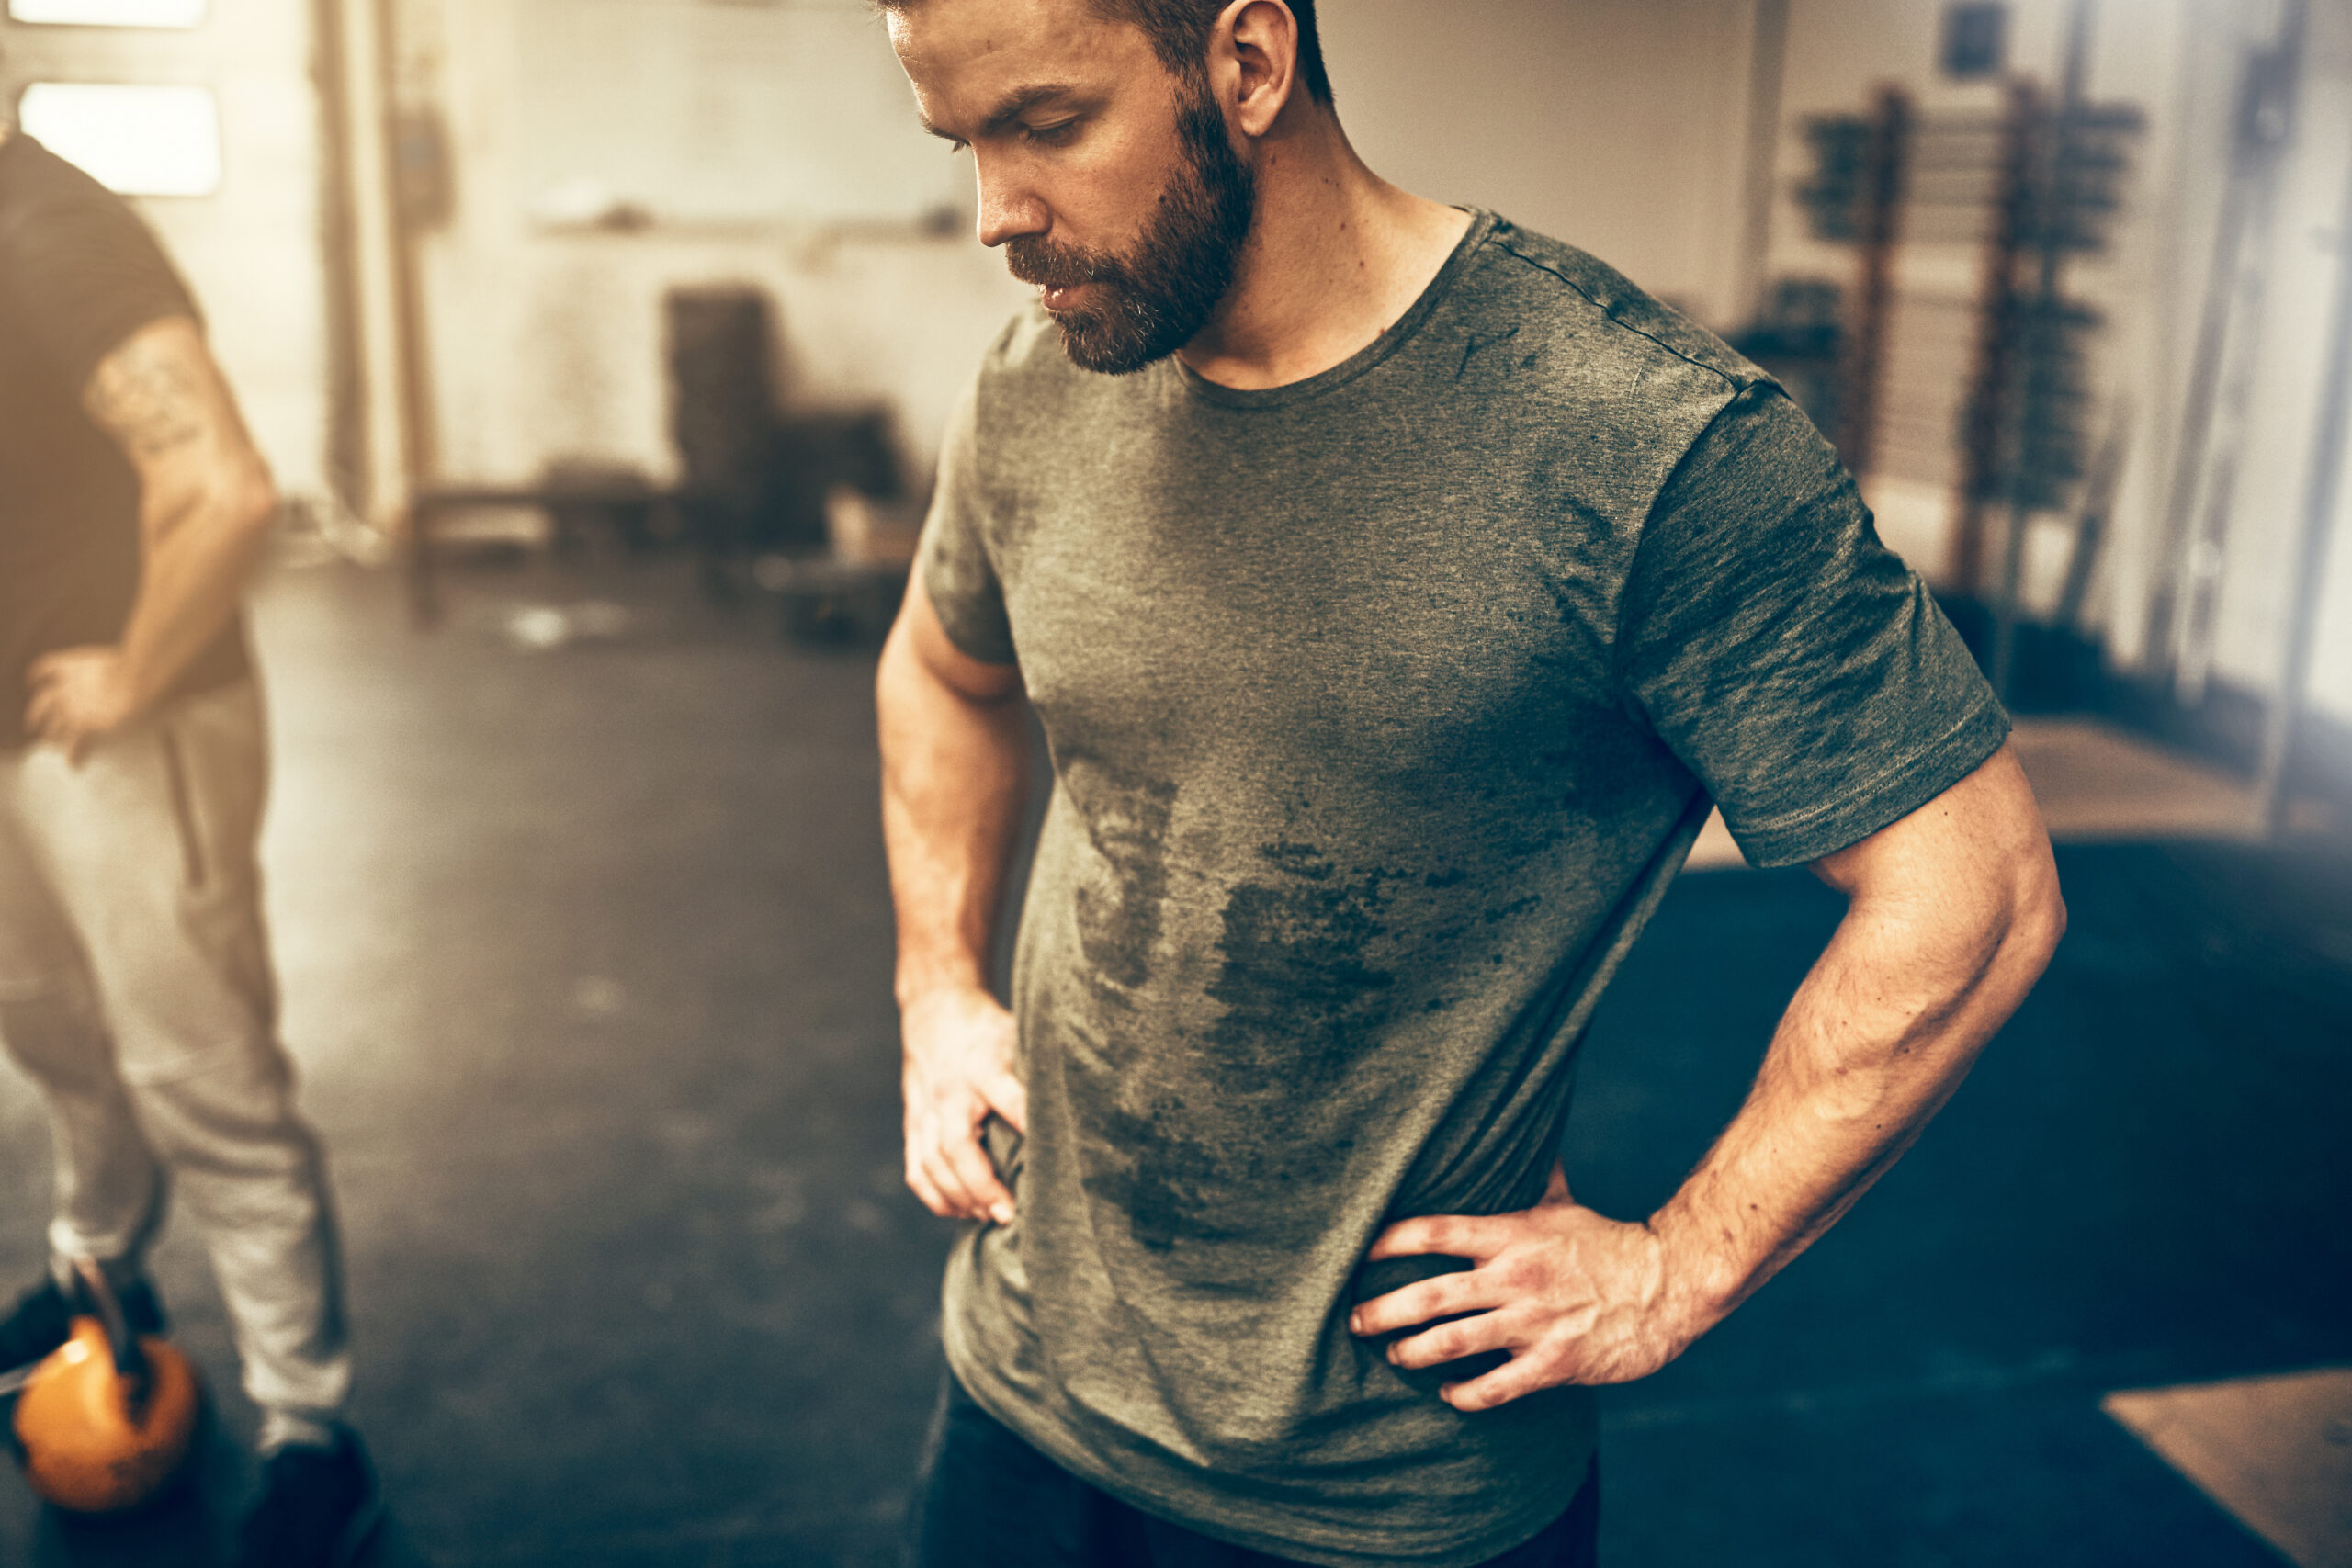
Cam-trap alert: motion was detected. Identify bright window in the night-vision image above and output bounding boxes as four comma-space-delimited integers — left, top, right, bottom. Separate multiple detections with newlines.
7, 0, 208, 25
17, 84, 221, 197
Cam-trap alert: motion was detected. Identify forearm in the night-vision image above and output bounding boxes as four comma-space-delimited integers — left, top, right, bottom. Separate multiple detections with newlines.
1648, 871, 2063, 1336
115, 473, 276, 711
1358, 748, 2064, 1407
877, 622, 1030, 1009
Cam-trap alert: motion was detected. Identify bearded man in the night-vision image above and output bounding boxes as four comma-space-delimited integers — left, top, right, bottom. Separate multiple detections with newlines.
874, 4, 2065, 1565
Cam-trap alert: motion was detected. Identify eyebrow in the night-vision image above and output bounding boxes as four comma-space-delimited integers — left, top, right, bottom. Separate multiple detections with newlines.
921, 82, 1082, 142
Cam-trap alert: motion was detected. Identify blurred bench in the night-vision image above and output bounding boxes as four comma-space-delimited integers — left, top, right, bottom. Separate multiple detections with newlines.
402, 479, 695, 626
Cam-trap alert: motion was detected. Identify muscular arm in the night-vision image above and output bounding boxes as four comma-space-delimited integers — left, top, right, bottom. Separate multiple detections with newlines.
25, 315, 278, 756
877, 575, 1032, 1224
1354, 742, 2066, 1409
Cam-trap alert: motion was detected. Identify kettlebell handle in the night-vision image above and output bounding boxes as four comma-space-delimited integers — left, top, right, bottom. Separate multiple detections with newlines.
71, 1257, 151, 1387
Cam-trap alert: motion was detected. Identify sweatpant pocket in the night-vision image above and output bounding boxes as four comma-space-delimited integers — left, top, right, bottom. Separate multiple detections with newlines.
157, 728, 209, 892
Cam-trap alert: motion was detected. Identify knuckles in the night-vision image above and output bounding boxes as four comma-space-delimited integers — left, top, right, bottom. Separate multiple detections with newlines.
1446, 1376, 1514, 1412
1496, 1253, 1553, 1294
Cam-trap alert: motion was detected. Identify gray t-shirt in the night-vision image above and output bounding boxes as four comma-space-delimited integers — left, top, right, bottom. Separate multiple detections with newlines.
919, 211, 2007, 1566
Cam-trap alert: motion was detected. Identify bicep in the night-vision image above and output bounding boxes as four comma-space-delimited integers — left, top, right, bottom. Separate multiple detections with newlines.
82, 316, 271, 519
1809, 740, 2064, 957
888, 571, 1024, 706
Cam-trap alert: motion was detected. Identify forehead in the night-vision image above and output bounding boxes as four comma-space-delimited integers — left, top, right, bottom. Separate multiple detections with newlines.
888, 0, 1154, 107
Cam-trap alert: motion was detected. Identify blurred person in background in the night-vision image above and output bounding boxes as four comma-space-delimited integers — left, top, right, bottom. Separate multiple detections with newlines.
876, 1, 2066, 1565
0, 124, 377, 1566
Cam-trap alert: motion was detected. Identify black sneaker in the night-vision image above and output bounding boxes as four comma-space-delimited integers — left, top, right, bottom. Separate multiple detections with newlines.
0, 1272, 166, 1382
233, 1429, 381, 1568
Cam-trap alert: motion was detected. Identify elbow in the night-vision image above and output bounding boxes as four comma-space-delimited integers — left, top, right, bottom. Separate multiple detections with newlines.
164, 458, 277, 548
227, 463, 281, 541
2004, 844, 2067, 980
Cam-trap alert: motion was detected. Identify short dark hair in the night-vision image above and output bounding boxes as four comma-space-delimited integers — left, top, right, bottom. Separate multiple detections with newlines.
881, 0, 1336, 107
1102, 0, 1332, 105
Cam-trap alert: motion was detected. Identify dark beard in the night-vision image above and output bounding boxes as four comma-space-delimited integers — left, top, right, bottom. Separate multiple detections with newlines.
1004, 78, 1256, 376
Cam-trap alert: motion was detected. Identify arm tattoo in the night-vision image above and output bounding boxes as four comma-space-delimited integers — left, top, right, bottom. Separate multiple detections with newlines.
86, 324, 212, 462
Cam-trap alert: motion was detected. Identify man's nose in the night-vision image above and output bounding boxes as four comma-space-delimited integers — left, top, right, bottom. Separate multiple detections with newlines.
973, 156, 1048, 250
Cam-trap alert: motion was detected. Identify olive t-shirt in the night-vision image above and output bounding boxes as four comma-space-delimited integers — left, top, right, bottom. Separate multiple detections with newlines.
919, 211, 2007, 1566
0, 133, 249, 753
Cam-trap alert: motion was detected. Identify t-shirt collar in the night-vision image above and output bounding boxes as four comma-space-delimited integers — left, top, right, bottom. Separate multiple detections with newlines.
1171, 208, 1500, 411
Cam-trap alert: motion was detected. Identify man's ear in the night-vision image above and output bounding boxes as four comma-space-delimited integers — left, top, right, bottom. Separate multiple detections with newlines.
1215, 0, 1301, 139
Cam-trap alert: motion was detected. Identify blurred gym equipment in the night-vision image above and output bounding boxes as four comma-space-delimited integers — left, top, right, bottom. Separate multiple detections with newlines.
10, 1260, 202, 1515
401, 285, 910, 632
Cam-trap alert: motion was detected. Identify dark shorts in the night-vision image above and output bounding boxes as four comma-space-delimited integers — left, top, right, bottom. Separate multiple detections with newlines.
906, 1369, 1600, 1568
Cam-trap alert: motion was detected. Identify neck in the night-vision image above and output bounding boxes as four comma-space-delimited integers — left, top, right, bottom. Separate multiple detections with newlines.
1179, 105, 1469, 390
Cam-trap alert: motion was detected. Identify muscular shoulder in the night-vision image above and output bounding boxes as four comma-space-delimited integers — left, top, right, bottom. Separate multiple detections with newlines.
0, 137, 178, 285
1450, 220, 1769, 448
1486, 222, 1758, 381
1412, 218, 1788, 533
0, 136, 197, 389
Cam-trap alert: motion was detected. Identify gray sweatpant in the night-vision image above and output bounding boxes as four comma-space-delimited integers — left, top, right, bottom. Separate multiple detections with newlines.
0, 677, 350, 1448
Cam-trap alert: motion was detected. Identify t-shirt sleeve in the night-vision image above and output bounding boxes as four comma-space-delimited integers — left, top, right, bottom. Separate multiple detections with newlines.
0, 142, 198, 396
1614, 381, 2009, 868
915, 374, 1019, 666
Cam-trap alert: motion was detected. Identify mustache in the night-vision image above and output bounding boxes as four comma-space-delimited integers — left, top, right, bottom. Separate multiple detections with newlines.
1004, 236, 1125, 291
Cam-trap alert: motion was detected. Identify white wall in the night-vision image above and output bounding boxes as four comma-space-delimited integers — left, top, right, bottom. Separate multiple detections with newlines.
0, 0, 333, 499
1321, 0, 1758, 327
2079, 0, 2352, 724
2190, 0, 2352, 724
384, 0, 1767, 494
388, 0, 1026, 493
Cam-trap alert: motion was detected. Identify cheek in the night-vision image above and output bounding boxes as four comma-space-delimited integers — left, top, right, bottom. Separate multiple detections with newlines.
1056, 130, 1170, 243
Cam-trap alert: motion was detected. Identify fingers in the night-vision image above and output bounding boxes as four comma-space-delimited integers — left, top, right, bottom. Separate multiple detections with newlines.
1349, 1269, 1494, 1337
897, 988, 1023, 1224
1442, 1352, 1555, 1413
1543, 1161, 1573, 1206
23, 685, 59, 743
22, 668, 87, 753
905, 1089, 1015, 1224
1366, 1212, 1506, 1264
937, 1106, 1016, 1224
902, 1146, 952, 1218
1385, 1305, 1516, 1373
909, 1130, 974, 1221
980, 1068, 1028, 1135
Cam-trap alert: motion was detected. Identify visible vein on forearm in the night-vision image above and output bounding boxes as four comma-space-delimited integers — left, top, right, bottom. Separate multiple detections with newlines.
88, 333, 209, 459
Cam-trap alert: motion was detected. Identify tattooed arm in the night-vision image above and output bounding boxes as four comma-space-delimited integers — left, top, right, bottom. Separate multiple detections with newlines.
25, 315, 277, 758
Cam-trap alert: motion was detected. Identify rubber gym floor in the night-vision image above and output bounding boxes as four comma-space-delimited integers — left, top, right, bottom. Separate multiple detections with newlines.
0, 554, 2345, 1566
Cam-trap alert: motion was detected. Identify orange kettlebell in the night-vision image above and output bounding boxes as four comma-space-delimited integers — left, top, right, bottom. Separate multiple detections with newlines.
11, 1260, 202, 1513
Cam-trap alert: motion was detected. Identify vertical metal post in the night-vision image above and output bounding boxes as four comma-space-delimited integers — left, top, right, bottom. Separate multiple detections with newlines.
1991, 0, 2096, 700
2143, 0, 2306, 686
372, 0, 444, 623
2257, 128, 2352, 833
375, 0, 435, 494
1737, 0, 1792, 326
1953, 80, 2037, 597
313, 0, 372, 519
